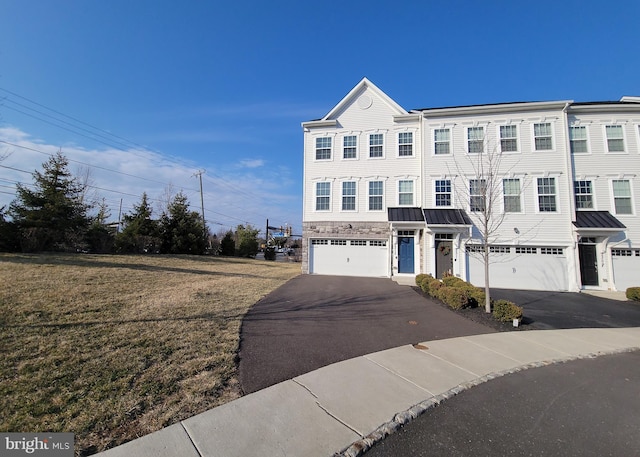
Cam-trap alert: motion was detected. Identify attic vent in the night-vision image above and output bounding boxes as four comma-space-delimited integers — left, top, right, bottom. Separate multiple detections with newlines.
358, 95, 373, 110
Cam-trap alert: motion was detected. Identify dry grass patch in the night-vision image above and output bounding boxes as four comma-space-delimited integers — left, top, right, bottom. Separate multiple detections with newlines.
0, 253, 300, 455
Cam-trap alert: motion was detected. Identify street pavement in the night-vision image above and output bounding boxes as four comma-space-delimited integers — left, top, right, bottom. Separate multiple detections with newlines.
95, 276, 640, 456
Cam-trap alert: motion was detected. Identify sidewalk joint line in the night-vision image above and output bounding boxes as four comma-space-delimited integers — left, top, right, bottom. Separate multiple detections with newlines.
180, 422, 203, 457
362, 355, 436, 395
291, 378, 318, 399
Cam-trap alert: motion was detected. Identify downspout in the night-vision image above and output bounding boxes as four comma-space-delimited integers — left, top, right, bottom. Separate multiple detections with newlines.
562, 102, 580, 291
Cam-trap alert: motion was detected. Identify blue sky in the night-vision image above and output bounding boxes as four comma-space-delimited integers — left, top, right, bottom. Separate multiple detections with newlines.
1, 0, 638, 235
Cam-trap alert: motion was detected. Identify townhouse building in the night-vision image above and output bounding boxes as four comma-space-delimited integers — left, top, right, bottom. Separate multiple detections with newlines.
301, 78, 640, 292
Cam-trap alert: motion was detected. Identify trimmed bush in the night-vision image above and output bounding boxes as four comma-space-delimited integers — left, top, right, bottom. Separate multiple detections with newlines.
627, 287, 640, 302
415, 274, 431, 288
440, 286, 471, 310
492, 299, 523, 322
442, 275, 466, 288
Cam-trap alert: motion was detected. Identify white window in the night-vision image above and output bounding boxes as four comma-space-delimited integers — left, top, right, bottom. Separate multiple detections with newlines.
540, 247, 563, 255
537, 177, 557, 212
342, 181, 356, 211
435, 180, 452, 206
315, 137, 332, 160
343, 135, 357, 159
490, 246, 511, 253
574, 180, 593, 209
315, 182, 331, 211
605, 125, 625, 152
434, 128, 450, 155
369, 133, 384, 158
331, 239, 347, 246
569, 126, 588, 153
469, 179, 486, 212
515, 247, 537, 254
398, 180, 413, 206
398, 132, 413, 157
503, 179, 521, 212
534, 123, 553, 151
368, 181, 384, 211
500, 125, 518, 152
467, 127, 484, 153
612, 179, 633, 214
350, 240, 367, 246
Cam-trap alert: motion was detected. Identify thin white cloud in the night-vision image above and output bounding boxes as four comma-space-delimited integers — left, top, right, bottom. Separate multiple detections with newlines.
238, 158, 265, 168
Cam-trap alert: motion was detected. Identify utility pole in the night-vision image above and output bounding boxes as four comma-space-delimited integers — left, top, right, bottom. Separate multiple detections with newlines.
193, 170, 207, 244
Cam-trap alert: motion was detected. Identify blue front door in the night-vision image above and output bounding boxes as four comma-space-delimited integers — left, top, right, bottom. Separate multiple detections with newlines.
398, 237, 415, 273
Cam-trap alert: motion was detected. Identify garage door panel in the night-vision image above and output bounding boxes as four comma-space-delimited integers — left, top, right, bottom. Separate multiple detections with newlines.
612, 252, 640, 290
310, 239, 388, 277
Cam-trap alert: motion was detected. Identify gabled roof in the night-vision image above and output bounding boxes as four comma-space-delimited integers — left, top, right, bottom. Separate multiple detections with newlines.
423, 209, 473, 226
388, 207, 424, 222
573, 211, 626, 230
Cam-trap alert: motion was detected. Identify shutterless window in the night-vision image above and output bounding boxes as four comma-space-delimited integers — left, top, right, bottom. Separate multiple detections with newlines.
369, 181, 383, 210
342, 181, 356, 211
369, 134, 384, 158
315, 137, 332, 160
537, 177, 557, 212
467, 127, 484, 153
398, 132, 413, 157
606, 125, 625, 152
469, 179, 486, 212
534, 123, 553, 151
574, 180, 593, 209
612, 180, 632, 214
343, 135, 357, 159
435, 180, 451, 206
315, 182, 331, 211
503, 179, 521, 212
398, 180, 413, 206
434, 129, 450, 155
569, 126, 588, 153
500, 125, 518, 152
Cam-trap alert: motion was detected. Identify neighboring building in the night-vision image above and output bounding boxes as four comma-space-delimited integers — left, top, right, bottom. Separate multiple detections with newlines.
301, 78, 640, 292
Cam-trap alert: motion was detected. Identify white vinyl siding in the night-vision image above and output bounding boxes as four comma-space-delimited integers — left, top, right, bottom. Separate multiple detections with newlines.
605, 125, 625, 152
342, 181, 356, 211
398, 132, 413, 157
315, 137, 332, 160
612, 180, 633, 214
343, 135, 357, 159
569, 126, 588, 153
315, 182, 331, 211
534, 123, 553, 151
434, 128, 450, 155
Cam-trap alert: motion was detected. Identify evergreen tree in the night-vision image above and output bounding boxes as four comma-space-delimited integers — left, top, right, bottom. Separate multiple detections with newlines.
114, 193, 160, 253
159, 192, 206, 254
220, 230, 235, 256
236, 224, 260, 257
9, 152, 91, 252
85, 199, 115, 253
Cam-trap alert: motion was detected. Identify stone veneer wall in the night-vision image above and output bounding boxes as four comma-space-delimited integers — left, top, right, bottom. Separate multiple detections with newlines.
301, 221, 390, 274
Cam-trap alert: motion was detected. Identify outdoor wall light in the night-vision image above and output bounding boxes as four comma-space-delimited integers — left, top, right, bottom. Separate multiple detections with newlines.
514, 227, 520, 234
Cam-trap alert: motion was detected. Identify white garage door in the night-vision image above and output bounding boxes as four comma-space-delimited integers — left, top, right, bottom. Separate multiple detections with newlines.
466, 246, 569, 291
611, 249, 640, 291
309, 239, 389, 277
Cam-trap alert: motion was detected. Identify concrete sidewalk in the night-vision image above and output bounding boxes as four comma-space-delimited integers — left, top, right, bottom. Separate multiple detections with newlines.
96, 328, 640, 457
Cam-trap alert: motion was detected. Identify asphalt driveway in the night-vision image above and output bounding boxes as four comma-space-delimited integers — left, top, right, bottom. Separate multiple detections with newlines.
492, 288, 640, 329
238, 275, 495, 394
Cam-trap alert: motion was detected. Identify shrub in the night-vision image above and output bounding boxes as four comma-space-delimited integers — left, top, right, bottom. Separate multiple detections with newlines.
467, 286, 486, 308
426, 279, 443, 297
415, 274, 431, 288
442, 275, 466, 288
440, 286, 471, 310
627, 287, 640, 302
264, 246, 277, 261
492, 299, 524, 322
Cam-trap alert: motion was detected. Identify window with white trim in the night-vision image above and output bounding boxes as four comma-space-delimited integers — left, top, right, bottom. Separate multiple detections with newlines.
343, 135, 357, 159
605, 125, 625, 152
398, 180, 413, 206
467, 127, 484, 153
398, 132, 413, 157
540, 247, 563, 255
369, 133, 384, 158
515, 247, 537, 254
341, 181, 356, 211
537, 177, 557, 212
574, 180, 593, 209
503, 178, 521, 212
350, 240, 367, 246
611, 249, 632, 256
370, 240, 387, 247
331, 239, 347, 246
435, 180, 451, 206
534, 123, 553, 151
315, 182, 331, 211
490, 246, 511, 253
315, 137, 332, 160
311, 239, 328, 245
569, 126, 588, 153
612, 179, 633, 214
469, 179, 486, 212
500, 125, 518, 152
368, 181, 384, 211
434, 128, 450, 155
